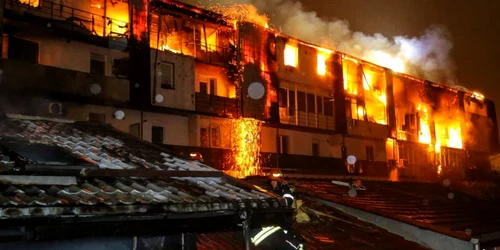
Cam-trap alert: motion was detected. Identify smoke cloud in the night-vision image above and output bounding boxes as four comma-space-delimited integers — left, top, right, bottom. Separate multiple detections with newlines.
184, 0, 456, 85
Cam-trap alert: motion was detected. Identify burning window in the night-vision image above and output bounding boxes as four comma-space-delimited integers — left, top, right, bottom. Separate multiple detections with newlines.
284, 44, 298, 68
362, 65, 387, 124
201, 26, 217, 52
317, 54, 326, 75
342, 57, 359, 95
18, 0, 39, 7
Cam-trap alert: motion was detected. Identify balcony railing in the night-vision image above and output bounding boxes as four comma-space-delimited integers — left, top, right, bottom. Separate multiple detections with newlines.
195, 93, 238, 117
5, 0, 129, 38
0, 59, 129, 102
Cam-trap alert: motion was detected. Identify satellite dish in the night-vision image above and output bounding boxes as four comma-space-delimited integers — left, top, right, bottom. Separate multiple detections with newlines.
114, 110, 125, 120
155, 94, 164, 103
248, 82, 265, 100
347, 155, 357, 165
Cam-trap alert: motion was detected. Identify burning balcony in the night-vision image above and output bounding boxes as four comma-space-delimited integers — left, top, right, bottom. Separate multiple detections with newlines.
149, 8, 235, 66
5, 0, 129, 38
343, 57, 388, 126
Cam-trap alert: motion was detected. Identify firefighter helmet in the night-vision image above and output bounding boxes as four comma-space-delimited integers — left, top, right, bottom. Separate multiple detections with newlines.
268, 169, 284, 181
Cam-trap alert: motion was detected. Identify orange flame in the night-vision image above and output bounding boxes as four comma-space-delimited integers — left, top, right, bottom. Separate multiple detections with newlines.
225, 118, 262, 178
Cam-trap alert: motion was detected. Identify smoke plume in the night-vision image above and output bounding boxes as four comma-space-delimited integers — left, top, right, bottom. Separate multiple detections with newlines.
184, 0, 456, 85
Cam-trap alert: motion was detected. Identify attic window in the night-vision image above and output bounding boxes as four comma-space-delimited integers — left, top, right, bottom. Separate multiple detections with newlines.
159, 62, 175, 90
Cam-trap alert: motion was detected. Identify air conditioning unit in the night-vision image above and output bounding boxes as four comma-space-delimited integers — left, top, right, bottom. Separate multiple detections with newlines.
48, 102, 63, 115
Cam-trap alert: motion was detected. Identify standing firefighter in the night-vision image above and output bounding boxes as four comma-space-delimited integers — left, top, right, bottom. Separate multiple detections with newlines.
250, 169, 304, 250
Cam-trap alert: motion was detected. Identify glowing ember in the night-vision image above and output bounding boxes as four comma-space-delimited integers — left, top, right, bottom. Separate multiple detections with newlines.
205, 4, 269, 29
437, 165, 442, 175
225, 118, 262, 178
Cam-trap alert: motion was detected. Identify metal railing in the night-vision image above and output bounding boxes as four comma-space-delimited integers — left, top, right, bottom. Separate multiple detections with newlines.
195, 93, 238, 117
6, 0, 129, 38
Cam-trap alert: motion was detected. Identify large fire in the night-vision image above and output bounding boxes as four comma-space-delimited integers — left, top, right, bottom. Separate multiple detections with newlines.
225, 118, 262, 178
19, 0, 39, 7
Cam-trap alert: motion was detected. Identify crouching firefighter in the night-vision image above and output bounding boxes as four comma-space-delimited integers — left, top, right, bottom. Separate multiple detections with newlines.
249, 169, 305, 250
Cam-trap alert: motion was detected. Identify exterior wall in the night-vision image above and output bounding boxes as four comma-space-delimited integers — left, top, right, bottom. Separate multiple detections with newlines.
261, 126, 338, 158
4, 33, 128, 76
64, 104, 189, 146
344, 137, 386, 162
150, 49, 195, 111
276, 38, 334, 88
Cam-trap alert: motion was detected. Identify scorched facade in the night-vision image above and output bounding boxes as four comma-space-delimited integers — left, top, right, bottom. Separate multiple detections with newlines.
0, 0, 497, 179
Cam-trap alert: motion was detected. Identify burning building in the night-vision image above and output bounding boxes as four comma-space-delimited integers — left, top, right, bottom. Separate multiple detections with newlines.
0, 0, 498, 181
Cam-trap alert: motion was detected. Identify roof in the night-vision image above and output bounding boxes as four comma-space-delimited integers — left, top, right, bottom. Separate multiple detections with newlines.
0, 114, 292, 238
294, 179, 500, 243
196, 193, 428, 249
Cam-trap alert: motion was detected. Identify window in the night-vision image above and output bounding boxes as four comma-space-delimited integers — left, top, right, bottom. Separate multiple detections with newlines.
312, 141, 319, 157
209, 78, 216, 95
297, 91, 306, 112
284, 44, 298, 67
200, 128, 209, 147
277, 135, 289, 154
90, 53, 105, 75
88, 113, 105, 123
317, 53, 326, 75
278, 88, 287, 108
151, 126, 164, 144
316, 96, 323, 114
307, 93, 315, 113
366, 146, 374, 161
129, 123, 140, 137
159, 62, 174, 90
199, 82, 208, 94
211, 126, 221, 147
288, 90, 296, 116
201, 26, 217, 52
8, 36, 39, 63
324, 98, 334, 116
349, 98, 365, 120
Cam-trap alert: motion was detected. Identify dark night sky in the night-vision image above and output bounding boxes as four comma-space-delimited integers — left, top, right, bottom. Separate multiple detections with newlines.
300, 0, 500, 112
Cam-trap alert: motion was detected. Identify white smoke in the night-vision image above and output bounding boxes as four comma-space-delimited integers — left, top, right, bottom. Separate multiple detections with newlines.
184, 0, 456, 85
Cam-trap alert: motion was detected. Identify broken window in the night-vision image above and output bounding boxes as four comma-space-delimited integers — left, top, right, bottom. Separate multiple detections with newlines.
159, 62, 174, 90
90, 53, 105, 75
8, 36, 39, 64
151, 126, 164, 144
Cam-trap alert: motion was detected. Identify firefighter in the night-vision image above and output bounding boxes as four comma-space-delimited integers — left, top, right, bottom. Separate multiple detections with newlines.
268, 169, 295, 207
249, 169, 305, 250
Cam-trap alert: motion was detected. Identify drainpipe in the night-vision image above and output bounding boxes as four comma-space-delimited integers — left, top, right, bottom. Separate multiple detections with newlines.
470, 238, 479, 250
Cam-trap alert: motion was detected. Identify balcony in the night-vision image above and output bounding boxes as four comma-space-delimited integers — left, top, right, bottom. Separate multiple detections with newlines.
195, 93, 238, 117
0, 59, 129, 102
5, 0, 129, 39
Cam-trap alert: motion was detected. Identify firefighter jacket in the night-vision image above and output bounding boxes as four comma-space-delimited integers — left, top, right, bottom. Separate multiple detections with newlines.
272, 184, 295, 207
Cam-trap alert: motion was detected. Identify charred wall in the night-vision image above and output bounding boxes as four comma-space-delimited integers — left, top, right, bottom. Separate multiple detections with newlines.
239, 22, 279, 122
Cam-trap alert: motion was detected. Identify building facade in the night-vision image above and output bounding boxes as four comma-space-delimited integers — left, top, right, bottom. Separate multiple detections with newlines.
0, 0, 498, 179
